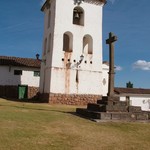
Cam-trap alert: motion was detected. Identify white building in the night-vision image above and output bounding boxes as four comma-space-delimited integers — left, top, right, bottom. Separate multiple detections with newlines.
0, 56, 40, 99
39, 0, 108, 104
115, 88, 150, 111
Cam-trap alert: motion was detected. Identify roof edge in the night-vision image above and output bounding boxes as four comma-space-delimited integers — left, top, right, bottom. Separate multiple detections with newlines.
0, 55, 41, 68
41, 0, 51, 12
114, 87, 150, 95
100, 0, 107, 4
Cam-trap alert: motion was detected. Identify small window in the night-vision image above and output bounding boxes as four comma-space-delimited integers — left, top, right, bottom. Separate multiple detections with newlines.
34, 71, 40, 77
14, 70, 22, 75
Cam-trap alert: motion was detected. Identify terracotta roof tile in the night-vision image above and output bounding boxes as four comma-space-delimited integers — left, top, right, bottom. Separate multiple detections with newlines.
0, 56, 41, 68
115, 87, 150, 95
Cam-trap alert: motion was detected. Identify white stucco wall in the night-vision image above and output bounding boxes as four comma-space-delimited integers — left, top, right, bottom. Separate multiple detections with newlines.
49, 68, 102, 94
52, 0, 103, 70
120, 96, 150, 111
40, 0, 106, 95
0, 66, 40, 87
102, 63, 109, 96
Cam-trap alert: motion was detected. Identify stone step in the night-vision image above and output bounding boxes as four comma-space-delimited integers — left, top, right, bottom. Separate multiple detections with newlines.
76, 108, 101, 119
97, 100, 119, 105
76, 95, 150, 121
76, 108, 149, 120
97, 100, 127, 106
133, 112, 149, 120
97, 100, 108, 105
87, 103, 103, 112
87, 103, 128, 112
128, 106, 142, 112
101, 105, 128, 112
101, 96, 120, 101
113, 101, 127, 106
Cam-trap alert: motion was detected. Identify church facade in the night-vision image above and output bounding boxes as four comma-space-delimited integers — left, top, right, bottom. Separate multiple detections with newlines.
39, 0, 108, 104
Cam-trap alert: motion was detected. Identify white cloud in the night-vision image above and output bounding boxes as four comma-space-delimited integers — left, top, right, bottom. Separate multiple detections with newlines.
115, 65, 123, 71
133, 60, 150, 71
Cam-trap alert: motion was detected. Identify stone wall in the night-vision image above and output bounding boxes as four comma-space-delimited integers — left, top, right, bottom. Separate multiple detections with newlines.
0, 85, 39, 100
39, 93, 101, 105
28, 86, 39, 99
0, 85, 101, 105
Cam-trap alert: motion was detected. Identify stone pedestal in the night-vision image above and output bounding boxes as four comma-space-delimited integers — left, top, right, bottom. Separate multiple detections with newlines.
76, 96, 150, 121
76, 32, 150, 121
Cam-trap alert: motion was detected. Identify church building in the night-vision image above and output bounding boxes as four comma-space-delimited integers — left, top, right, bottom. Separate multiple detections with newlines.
39, 0, 108, 105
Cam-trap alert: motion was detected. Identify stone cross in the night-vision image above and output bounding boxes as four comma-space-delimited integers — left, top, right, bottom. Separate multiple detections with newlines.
106, 32, 117, 97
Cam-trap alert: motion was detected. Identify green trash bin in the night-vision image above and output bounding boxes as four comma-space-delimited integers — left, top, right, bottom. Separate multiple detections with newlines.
18, 85, 28, 99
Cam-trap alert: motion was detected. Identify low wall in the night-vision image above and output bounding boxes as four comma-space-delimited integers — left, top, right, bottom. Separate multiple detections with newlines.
0, 85, 18, 99
0, 86, 101, 105
0, 85, 39, 100
39, 93, 101, 105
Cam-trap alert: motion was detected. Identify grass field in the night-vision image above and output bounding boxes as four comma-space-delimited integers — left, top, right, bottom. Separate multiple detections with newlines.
0, 98, 150, 150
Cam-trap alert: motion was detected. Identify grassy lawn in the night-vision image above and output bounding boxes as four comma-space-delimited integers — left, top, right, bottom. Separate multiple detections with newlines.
0, 98, 150, 150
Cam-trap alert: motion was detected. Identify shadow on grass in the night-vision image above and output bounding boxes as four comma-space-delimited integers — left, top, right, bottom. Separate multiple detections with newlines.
0, 96, 46, 103
0, 101, 78, 115
0, 97, 88, 121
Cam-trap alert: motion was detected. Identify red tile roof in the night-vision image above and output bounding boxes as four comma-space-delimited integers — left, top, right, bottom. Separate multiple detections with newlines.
0, 56, 41, 68
115, 87, 150, 95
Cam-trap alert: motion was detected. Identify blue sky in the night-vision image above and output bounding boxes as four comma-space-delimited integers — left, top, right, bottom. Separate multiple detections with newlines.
103, 0, 150, 88
0, 0, 149, 88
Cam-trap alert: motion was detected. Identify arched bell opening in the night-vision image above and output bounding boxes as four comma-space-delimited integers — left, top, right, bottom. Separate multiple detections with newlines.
73, 6, 84, 26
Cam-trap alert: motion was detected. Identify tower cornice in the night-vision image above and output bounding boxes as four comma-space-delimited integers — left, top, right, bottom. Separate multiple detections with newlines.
83, 0, 107, 5
41, 0, 107, 11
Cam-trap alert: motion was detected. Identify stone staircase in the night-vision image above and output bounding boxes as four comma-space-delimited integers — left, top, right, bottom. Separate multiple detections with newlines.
76, 96, 150, 121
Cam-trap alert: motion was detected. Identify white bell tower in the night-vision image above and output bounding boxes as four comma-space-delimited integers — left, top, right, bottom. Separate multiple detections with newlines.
40, 0, 107, 104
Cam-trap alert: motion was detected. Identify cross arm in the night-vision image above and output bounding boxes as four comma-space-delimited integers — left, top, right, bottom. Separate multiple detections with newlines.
106, 36, 117, 44
106, 32, 117, 44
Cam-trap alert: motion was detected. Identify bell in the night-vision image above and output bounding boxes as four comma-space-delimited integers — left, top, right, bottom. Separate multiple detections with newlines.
74, 12, 80, 19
